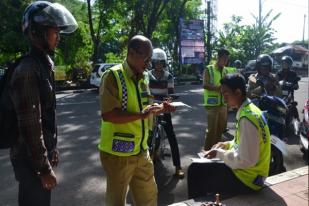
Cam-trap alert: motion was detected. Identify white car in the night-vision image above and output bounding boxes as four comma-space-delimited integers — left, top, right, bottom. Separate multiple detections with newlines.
90, 63, 118, 88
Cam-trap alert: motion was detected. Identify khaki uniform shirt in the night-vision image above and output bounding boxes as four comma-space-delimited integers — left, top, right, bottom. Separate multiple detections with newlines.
99, 60, 143, 113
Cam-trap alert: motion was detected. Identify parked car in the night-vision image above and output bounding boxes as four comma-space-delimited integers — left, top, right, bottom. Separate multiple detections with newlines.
90, 63, 118, 88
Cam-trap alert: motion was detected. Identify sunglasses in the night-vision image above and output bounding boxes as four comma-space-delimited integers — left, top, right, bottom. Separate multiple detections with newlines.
152, 60, 166, 65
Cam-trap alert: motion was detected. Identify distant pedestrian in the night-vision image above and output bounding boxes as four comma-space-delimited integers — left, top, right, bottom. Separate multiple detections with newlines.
9, 2, 77, 206
203, 48, 233, 150
233, 60, 242, 71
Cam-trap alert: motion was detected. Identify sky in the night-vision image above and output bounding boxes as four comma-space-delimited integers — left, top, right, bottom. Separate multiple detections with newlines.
215, 0, 308, 43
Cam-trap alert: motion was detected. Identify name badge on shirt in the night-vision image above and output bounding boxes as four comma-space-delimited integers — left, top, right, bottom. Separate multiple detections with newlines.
207, 97, 218, 105
112, 139, 134, 153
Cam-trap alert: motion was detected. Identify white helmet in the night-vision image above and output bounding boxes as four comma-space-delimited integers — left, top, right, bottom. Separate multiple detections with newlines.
152, 48, 167, 63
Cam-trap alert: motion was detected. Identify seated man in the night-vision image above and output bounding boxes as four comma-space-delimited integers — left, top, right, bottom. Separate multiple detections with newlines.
247, 54, 281, 98
188, 73, 271, 199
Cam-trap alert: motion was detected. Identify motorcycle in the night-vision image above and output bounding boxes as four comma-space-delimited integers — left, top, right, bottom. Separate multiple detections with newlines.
252, 79, 288, 176
295, 99, 309, 163
279, 77, 301, 134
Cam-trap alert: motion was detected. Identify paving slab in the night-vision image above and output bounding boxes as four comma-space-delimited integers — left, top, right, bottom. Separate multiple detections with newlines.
169, 166, 309, 206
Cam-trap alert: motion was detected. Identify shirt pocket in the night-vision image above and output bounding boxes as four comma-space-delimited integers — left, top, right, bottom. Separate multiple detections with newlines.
207, 96, 218, 105
112, 132, 135, 153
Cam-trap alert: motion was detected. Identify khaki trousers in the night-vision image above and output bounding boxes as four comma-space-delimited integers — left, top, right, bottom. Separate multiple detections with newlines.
204, 105, 227, 150
100, 151, 157, 206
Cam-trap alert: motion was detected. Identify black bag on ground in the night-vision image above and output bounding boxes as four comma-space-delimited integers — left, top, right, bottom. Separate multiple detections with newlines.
0, 57, 25, 149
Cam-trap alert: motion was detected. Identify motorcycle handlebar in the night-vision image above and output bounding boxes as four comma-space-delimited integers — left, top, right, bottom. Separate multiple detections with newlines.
279, 79, 299, 91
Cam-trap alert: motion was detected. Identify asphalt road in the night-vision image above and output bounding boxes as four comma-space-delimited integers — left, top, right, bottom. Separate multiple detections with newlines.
0, 77, 308, 206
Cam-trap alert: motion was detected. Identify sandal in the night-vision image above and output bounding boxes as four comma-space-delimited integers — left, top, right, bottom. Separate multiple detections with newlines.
174, 167, 185, 179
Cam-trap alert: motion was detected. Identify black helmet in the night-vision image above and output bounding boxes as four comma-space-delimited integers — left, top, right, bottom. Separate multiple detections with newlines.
256, 54, 273, 71
234, 60, 242, 67
281, 55, 293, 66
22, 1, 78, 34
217, 48, 230, 58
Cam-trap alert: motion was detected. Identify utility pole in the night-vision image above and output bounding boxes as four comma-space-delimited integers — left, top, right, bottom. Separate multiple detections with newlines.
307, 14, 309, 93
206, 0, 211, 65
257, 0, 262, 55
303, 14, 306, 45
259, 0, 262, 29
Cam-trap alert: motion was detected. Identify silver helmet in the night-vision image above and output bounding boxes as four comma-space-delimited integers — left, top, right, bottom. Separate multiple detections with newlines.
22, 1, 78, 35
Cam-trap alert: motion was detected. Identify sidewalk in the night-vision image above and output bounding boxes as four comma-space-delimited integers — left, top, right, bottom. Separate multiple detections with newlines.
170, 166, 308, 206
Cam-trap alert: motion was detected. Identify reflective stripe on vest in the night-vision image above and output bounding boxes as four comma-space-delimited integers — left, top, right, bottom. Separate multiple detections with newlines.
231, 102, 271, 190
98, 64, 150, 156
223, 67, 237, 76
117, 70, 128, 111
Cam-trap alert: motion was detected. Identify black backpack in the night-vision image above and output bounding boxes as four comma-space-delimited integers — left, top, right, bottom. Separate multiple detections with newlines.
0, 56, 27, 149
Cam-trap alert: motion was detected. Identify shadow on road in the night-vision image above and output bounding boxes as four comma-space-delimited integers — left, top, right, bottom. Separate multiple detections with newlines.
154, 159, 181, 205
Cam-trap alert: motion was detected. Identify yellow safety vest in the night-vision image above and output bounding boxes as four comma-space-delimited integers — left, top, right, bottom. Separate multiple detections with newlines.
230, 102, 271, 190
203, 65, 231, 106
98, 64, 150, 156
223, 67, 237, 75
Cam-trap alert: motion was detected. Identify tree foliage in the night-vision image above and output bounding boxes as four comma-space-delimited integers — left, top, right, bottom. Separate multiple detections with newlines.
87, 0, 125, 64
0, 0, 31, 64
0, 0, 285, 77
215, 10, 281, 66
126, 0, 169, 39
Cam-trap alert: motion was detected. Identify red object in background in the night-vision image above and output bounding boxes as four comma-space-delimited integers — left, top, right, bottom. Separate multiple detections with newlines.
304, 99, 309, 138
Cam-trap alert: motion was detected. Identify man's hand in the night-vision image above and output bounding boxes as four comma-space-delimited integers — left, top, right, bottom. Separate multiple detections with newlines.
40, 170, 57, 190
50, 149, 59, 167
142, 104, 162, 114
162, 101, 176, 113
203, 149, 217, 159
143, 102, 176, 116
141, 104, 162, 119
211, 142, 229, 150
265, 80, 276, 92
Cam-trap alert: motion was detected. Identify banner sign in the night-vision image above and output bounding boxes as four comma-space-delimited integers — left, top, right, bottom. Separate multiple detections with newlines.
179, 18, 205, 64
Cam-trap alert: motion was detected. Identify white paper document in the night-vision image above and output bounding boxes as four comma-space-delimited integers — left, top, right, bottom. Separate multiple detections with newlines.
190, 152, 224, 163
170, 101, 192, 108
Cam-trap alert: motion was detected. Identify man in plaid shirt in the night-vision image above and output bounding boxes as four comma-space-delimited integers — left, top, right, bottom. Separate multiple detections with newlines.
8, 2, 77, 206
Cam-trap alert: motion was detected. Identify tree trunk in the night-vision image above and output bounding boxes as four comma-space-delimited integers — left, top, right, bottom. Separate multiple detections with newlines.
87, 0, 102, 64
